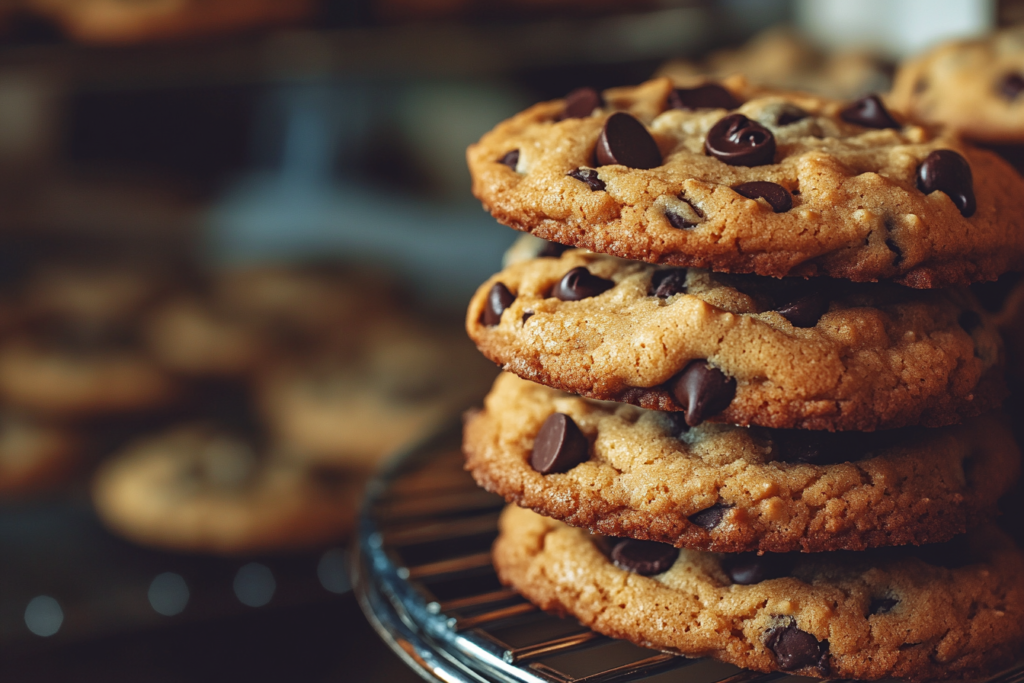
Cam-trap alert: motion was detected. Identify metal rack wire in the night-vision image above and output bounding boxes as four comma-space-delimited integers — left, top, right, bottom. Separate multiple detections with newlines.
353, 422, 1024, 683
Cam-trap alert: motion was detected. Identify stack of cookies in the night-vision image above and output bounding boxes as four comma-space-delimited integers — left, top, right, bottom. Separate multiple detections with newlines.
460, 76, 1024, 680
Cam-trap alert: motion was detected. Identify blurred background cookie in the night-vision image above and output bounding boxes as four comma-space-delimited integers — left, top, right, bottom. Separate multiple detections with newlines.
0, 410, 79, 494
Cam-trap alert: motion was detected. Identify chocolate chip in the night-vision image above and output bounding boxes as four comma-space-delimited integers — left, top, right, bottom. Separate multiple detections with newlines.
869, 597, 898, 615
610, 539, 679, 576
651, 268, 687, 298
530, 413, 588, 474
538, 241, 569, 258
722, 553, 791, 585
958, 309, 982, 333
775, 292, 828, 327
661, 411, 690, 436
559, 87, 603, 120
1000, 73, 1024, 101
482, 282, 515, 326
839, 94, 900, 129
732, 181, 792, 213
764, 621, 829, 674
689, 503, 731, 530
704, 114, 776, 167
666, 210, 697, 229
776, 105, 809, 126
917, 149, 976, 217
567, 168, 605, 191
665, 197, 703, 229
668, 360, 736, 426
552, 266, 614, 301
668, 84, 740, 111
595, 113, 662, 169
499, 150, 519, 169
522, 310, 534, 324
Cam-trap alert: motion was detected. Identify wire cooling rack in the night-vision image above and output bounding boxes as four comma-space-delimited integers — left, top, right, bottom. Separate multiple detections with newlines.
353, 421, 1024, 683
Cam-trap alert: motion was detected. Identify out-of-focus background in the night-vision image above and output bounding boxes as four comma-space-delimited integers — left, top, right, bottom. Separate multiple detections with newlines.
0, 0, 1014, 680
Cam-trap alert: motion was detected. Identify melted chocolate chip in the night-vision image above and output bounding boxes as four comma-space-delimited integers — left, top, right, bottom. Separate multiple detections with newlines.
530, 413, 588, 474
567, 168, 605, 191
499, 150, 519, 169
869, 597, 898, 615
764, 621, 830, 674
661, 411, 690, 437
839, 94, 900, 129
1000, 73, 1024, 101
732, 181, 792, 213
722, 553, 791, 585
610, 539, 679, 576
776, 105, 809, 126
704, 114, 776, 167
917, 149, 976, 217
668, 360, 736, 426
668, 84, 740, 111
775, 292, 828, 327
651, 268, 687, 298
482, 282, 515, 326
689, 503, 731, 530
595, 113, 662, 169
958, 309, 982, 333
666, 210, 697, 229
537, 241, 569, 258
559, 87, 603, 120
552, 266, 614, 301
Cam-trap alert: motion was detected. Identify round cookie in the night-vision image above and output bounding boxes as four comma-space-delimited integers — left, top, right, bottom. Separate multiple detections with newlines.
890, 27, 1024, 144
468, 76, 1024, 287
494, 504, 1024, 682
467, 250, 1004, 431
0, 411, 79, 494
92, 423, 360, 554
465, 373, 1020, 553
259, 320, 496, 470
24, 262, 163, 325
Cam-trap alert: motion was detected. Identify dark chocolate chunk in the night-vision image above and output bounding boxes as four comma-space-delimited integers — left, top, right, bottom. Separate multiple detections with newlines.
595, 113, 662, 169
839, 94, 900, 129
776, 105, 809, 126
775, 292, 828, 327
530, 413, 588, 474
482, 282, 515, 326
499, 149, 519, 169
665, 197, 703, 229
869, 597, 898, 615
552, 266, 614, 301
704, 114, 776, 167
559, 87, 603, 120
668, 360, 736, 426
651, 268, 688, 298
1000, 73, 1024, 101
668, 84, 740, 111
610, 539, 679, 576
567, 167, 606, 191
917, 149, 976, 217
538, 241, 569, 258
958, 309, 982, 333
689, 503, 731, 530
722, 553, 791, 585
732, 181, 792, 213
764, 621, 829, 674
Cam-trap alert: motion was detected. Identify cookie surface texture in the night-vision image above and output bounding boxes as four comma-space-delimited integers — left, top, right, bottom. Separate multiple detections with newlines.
468, 76, 1024, 286
493, 505, 1024, 681
464, 373, 1020, 553
890, 27, 1024, 143
466, 251, 1005, 431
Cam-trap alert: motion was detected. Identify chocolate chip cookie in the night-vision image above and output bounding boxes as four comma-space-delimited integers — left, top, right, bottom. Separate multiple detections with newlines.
465, 373, 1019, 553
493, 504, 1024, 681
0, 411, 79, 494
890, 27, 1024, 144
467, 250, 1004, 431
92, 423, 361, 554
468, 76, 1024, 287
